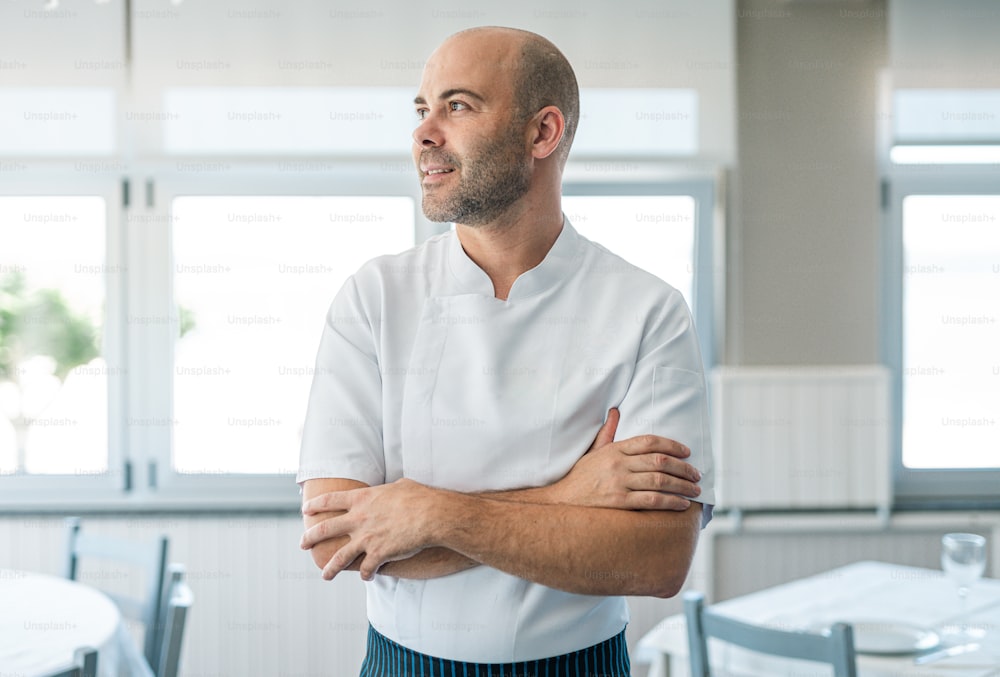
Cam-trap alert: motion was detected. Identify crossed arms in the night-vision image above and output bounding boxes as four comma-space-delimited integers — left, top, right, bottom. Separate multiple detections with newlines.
300, 408, 705, 598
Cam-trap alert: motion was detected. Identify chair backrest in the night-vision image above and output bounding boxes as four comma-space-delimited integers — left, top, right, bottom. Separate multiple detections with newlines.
45, 647, 98, 677
63, 517, 169, 669
684, 591, 857, 677
155, 563, 194, 677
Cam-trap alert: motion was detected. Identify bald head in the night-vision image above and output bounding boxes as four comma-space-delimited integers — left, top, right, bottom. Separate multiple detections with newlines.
444, 27, 580, 165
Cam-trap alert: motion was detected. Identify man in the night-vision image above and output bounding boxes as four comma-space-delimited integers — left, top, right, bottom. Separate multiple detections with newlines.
297, 26, 715, 676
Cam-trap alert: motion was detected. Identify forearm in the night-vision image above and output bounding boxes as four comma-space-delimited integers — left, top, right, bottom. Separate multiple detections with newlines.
432, 492, 701, 597
348, 485, 559, 579
304, 480, 559, 580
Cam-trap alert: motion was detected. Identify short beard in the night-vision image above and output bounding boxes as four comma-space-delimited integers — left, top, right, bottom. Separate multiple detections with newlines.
420, 123, 532, 227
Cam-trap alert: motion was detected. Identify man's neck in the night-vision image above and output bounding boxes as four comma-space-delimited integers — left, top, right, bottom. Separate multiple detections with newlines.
454, 199, 563, 301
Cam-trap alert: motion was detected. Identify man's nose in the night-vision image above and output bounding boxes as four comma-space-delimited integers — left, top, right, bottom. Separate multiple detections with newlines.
413, 115, 443, 148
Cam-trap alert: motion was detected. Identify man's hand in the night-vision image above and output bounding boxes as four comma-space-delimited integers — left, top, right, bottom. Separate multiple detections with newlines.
301, 478, 441, 581
549, 408, 701, 510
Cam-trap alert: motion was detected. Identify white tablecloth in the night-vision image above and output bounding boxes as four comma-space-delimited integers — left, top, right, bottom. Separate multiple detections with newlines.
637, 560, 1000, 677
0, 569, 154, 677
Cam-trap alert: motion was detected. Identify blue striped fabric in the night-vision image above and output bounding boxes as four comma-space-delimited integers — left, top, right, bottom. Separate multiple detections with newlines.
358, 625, 630, 677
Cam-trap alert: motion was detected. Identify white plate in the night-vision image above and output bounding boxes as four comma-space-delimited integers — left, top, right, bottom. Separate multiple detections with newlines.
847, 619, 941, 655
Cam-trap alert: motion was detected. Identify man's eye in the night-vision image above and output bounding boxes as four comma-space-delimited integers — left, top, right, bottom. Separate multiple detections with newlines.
416, 109, 428, 120
449, 101, 467, 111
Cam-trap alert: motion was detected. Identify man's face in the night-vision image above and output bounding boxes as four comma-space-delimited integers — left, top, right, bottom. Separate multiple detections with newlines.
412, 34, 533, 226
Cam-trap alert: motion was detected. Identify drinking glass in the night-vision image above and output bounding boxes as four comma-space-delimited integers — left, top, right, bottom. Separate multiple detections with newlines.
940, 532, 987, 641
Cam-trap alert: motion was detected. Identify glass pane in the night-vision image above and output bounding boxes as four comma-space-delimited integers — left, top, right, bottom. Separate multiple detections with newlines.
171, 195, 415, 474
893, 89, 1000, 145
163, 87, 414, 155
902, 195, 1000, 469
0, 88, 116, 155
891, 145, 1000, 165
562, 195, 696, 307
575, 90, 698, 156
0, 196, 108, 475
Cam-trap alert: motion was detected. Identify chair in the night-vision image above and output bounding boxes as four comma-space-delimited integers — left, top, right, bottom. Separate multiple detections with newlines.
46, 647, 98, 677
63, 517, 169, 671
154, 563, 194, 677
684, 591, 857, 677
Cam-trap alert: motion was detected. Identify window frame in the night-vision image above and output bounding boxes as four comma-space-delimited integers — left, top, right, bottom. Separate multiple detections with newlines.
882, 164, 1000, 509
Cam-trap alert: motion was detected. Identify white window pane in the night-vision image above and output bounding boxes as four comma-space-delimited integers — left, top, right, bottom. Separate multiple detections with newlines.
0, 88, 116, 155
171, 195, 415, 474
562, 195, 695, 307
163, 87, 415, 155
902, 195, 1000, 469
575, 90, 699, 156
891, 145, 1000, 164
893, 90, 1000, 144
0, 196, 108, 475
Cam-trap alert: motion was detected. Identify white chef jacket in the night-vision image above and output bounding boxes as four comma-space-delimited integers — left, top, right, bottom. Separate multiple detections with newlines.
297, 218, 715, 663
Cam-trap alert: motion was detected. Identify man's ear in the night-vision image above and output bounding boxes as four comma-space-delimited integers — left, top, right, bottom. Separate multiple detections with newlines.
528, 105, 566, 160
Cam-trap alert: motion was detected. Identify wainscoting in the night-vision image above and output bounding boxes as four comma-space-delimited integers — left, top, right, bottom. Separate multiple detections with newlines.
3, 511, 998, 676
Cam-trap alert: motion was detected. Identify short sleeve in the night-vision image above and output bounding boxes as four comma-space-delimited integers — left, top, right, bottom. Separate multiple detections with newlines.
296, 276, 386, 487
614, 291, 716, 527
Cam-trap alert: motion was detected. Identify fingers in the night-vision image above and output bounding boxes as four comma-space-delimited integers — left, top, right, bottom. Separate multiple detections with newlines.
300, 514, 352, 550
617, 434, 691, 460
622, 491, 693, 511
301, 490, 354, 516
601, 408, 620, 442
631, 452, 702, 483
588, 407, 620, 452
322, 541, 366, 580
299, 512, 357, 550
628, 470, 701, 498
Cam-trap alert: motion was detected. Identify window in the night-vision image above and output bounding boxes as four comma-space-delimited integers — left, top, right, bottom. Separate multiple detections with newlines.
901, 195, 1000, 471
883, 80, 1000, 505
884, 172, 1000, 506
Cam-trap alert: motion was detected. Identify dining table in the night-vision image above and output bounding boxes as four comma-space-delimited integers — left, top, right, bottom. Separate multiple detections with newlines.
0, 569, 154, 677
636, 560, 1000, 677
